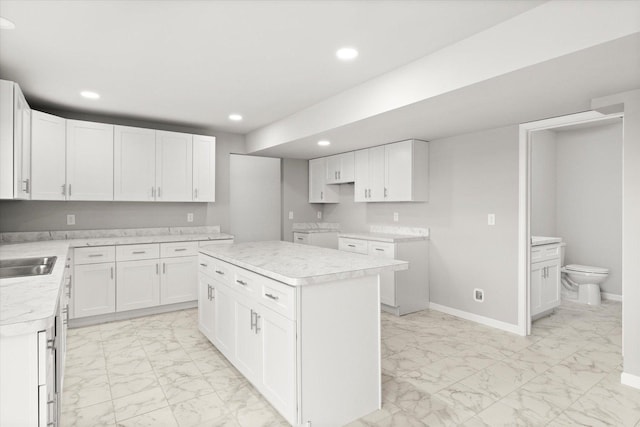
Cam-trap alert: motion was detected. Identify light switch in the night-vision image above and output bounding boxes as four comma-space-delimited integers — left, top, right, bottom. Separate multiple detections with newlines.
393, 212, 399, 222
317, 211, 322, 219
67, 214, 76, 226
488, 214, 495, 226
187, 213, 194, 222
289, 211, 294, 220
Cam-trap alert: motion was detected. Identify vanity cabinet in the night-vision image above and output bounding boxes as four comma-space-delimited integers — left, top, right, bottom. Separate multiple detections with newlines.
308, 157, 339, 203
339, 236, 429, 315
325, 152, 354, 184
66, 120, 114, 201
0, 79, 31, 200
530, 243, 561, 317
31, 111, 67, 200
355, 139, 428, 202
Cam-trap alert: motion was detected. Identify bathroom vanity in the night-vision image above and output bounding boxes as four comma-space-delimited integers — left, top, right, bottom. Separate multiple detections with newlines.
530, 237, 562, 318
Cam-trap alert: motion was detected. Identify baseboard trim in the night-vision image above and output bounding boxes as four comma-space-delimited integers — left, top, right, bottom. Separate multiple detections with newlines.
428, 302, 521, 335
69, 300, 197, 328
602, 292, 623, 302
621, 372, 640, 390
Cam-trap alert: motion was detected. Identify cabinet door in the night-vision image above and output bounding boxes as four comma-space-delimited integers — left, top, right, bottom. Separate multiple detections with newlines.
156, 131, 193, 201
73, 262, 116, 318
385, 140, 413, 202
160, 256, 198, 305
198, 273, 216, 342
66, 120, 114, 200
541, 261, 561, 310
260, 307, 296, 422
192, 135, 216, 202
368, 242, 396, 306
368, 145, 386, 201
13, 85, 31, 200
530, 262, 545, 316
309, 158, 325, 203
116, 259, 160, 311
338, 151, 355, 183
325, 155, 340, 184
214, 283, 236, 359
114, 126, 156, 201
31, 111, 66, 200
234, 298, 262, 384
354, 149, 369, 202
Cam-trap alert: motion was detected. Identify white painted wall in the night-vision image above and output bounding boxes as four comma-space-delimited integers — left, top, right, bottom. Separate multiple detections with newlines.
229, 155, 282, 243
282, 159, 324, 241
556, 122, 623, 296
530, 130, 557, 236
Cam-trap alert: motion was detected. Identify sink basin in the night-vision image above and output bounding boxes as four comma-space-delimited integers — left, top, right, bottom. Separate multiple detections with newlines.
0, 256, 57, 279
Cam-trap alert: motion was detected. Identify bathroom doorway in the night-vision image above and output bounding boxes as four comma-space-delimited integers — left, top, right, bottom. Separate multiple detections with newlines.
517, 111, 624, 336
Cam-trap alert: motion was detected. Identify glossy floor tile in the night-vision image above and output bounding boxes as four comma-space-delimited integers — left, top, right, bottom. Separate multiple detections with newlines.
62, 300, 636, 426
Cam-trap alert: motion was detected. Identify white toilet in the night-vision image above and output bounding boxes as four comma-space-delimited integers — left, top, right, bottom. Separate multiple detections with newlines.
560, 244, 609, 305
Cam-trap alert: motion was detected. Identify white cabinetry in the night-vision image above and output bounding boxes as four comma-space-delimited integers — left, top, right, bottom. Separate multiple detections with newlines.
66, 120, 114, 200
339, 236, 429, 315
160, 254, 198, 305
355, 140, 428, 202
114, 125, 157, 201
293, 231, 338, 249
192, 134, 216, 202
198, 272, 216, 342
72, 246, 116, 318
156, 131, 193, 201
325, 152, 354, 184
31, 111, 67, 200
309, 157, 339, 203
115, 243, 161, 311
0, 79, 31, 200
530, 243, 561, 318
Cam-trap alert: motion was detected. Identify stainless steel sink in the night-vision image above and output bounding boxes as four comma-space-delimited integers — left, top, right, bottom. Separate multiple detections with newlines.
0, 256, 57, 279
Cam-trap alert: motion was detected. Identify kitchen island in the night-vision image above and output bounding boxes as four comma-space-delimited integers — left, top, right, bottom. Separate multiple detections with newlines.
198, 241, 408, 427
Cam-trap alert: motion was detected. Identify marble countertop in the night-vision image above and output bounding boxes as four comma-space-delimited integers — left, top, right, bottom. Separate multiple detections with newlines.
531, 236, 563, 246
199, 240, 408, 286
65, 232, 233, 247
338, 231, 428, 243
292, 229, 339, 234
0, 240, 71, 336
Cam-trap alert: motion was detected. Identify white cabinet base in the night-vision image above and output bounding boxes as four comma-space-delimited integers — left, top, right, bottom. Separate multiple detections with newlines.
69, 300, 197, 328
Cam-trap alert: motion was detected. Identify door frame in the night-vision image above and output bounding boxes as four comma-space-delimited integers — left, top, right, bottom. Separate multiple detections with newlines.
517, 110, 624, 336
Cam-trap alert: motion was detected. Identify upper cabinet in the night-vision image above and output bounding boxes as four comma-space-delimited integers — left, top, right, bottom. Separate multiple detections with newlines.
309, 157, 339, 203
155, 131, 193, 202
192, 135, 216, 202
66, 120, 114, 201
0, 79, 31, 200
114, 125, 157, 201
325, 152, 354, 184
313, 139, 428, 204
31, 111, 67, 200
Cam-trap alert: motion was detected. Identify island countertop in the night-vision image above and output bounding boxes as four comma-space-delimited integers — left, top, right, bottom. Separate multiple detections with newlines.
199, 240, 408, 286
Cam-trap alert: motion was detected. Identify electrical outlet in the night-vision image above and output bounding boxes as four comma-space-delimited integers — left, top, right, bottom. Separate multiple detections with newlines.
474, 288, 484, 302
317, 211, 322, 219
393, 212, 399, 222
67, 214, 76, 226
488, 214, 496, 226
288, 211, 294, 220
187, 213, 194, 222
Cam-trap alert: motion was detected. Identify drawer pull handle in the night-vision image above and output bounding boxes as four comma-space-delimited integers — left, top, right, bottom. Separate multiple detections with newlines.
215, 270, 225, 275
348, 244, 356, 248
132, 251, 146, 254
174, 248, 187, 252
297, 237, 303, 240
88, 254, 104, 257
265, 293, 279, 301
236, 279, 247, 286
200, 263, 208, 267
375, 248, 384, 251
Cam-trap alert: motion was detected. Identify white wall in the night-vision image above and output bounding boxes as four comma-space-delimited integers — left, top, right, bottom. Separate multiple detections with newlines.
324, 125, 520, 325
530, 130, 557, 236
556, 122, 623, 296
281, 159, 323, 241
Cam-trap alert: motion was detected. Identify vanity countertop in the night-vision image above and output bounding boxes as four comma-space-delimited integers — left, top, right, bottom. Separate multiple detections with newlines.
531, 236, 563, 246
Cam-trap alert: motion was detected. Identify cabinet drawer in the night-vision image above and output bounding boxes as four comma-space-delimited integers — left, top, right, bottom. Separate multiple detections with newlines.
233, 267, 262, 298
293, 232, 309, 245
74, 246, 115, 264
531, 244, 561, 263
368, 242, 396, 259
261, 280, 296, 320
338, 238, 368, 254
161, 241, 198, 257
116, 243, 159, 261
201, 256, 233, 287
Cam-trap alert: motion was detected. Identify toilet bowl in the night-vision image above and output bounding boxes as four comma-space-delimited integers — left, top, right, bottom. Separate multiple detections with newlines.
561, 264, 609, 305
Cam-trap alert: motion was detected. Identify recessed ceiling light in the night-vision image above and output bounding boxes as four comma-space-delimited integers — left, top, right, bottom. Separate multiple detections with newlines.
80, 90, 100, 99
0, 17, 16, 30
317, 140, 330, 146
336, 47, 358, 61
229, 114, 243, 121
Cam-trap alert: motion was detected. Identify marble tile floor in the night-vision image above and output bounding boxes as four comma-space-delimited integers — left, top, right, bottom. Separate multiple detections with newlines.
61, 300, 639, 427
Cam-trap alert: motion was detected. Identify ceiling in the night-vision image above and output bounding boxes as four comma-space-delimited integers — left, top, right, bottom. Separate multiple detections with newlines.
0, 0, 543, 134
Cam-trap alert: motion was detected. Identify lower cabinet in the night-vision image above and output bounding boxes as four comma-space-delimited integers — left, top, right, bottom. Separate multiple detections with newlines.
212, 280, 237, 358
73, 262, 116, 318
116, 259, 160, 311
234, 296, 263, 384
198, 273, 216, 342
530, 246, 561, 317
160, 256, 198, 305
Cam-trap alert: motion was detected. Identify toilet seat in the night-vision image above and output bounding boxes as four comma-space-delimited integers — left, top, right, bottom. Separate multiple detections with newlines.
563, 264, 609, 275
